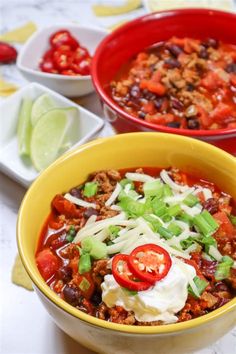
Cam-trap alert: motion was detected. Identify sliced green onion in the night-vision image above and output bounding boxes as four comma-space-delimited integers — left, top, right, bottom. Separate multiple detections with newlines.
79, 277, 91, 292
81, 236, 94, 252
122, 288, 137, 296
158, 226, 173, 240
183, 194, 199, 207
180, 237, 196, 250
201, 210, 219, 230
66, 234, 74, 242
83, 182, 98, 197
120, 178, 134, 189
168, 204, 182, 217
90, 240, 107, 260
177, 212, 193, 225
143, 180, 163, 198
118, 197, 146, 217
163, 184, 173, 197
118, 189, 139, 201
188, 276, 209, 298
108, 225, 121, 240
151, 198, 167, 217
78, 253, 91, 274
229, 214, 236, 226
162, 214, 172, 223
143, 215, 162, 232
215, 256, 234, 280
200, 236, 217, 253
167, 223, 182, 236
193, 214, 214, 236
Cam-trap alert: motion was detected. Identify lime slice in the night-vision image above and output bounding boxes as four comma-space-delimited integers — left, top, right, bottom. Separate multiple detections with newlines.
31, 94, 56, 126
17, 97, 33, 157
30, 107, 78, 171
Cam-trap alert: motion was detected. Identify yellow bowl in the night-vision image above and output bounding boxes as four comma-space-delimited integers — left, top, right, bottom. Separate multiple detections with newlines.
17, 133, 236, 354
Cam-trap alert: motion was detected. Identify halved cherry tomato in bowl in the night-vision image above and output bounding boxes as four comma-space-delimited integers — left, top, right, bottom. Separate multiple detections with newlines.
128, 244, 172, 284
112, 254, 151, 291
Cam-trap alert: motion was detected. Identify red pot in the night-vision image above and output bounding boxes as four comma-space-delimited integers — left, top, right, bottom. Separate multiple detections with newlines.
92, 9, 236, 155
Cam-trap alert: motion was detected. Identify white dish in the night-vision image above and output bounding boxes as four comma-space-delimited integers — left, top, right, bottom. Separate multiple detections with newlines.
0, 82, 104, 187
17, 24, 108, 97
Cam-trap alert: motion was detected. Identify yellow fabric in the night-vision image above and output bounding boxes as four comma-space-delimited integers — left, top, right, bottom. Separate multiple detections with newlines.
0, 77, 18, 96
12, 254, 33, 291
93, 0, 141, 16
0, 22, 37, 43
146, 0, 234, 12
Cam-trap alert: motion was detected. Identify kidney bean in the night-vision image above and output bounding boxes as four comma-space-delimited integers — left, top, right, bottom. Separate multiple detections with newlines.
171, 97, 184, 111
138, 111, 146, 119
187, 118, 200, 129
63, 284, 81, 306
91, 291, 102, 306
130, 85, 141, 98
164, 58, 181, 68
202, 38, 219, 49
186, 83, 195, 92
199, 48, 209, 59
225, 63, 236, 73
167, 122, 181, 128
70, 187, 82, 198
84, 208, 98, 219
166, 43, 183, 57
57, 266, 72, 283
214, 282, 229, 292
153, 98, 163, 109
203, 198, 219, 214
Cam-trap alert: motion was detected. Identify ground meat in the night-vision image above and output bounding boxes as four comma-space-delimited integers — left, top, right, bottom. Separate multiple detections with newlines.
108, 306, 136, 325
97, 302, 109, 320
92, 259, 111, 289
59, 243, 80, 259
228, 269, 236, 290
201, 292, 218, 308
99, 206, 119, 219
90, 171, 116, 193
107, 169, 121, 181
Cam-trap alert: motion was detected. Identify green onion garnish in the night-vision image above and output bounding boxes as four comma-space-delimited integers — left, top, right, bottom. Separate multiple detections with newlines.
79, 277, 91, 292
167, 223, 182, 236
188, 276, 209, 298
120, 178, 134, 189
215, 256, 234, 280
183, 194, 199, 207
78, 253, 91, 274
229, 214, 236, 226
143, 180, 163, 198
83, 182, 98, 197
163, 184, 173, 197
158, 226, 173, 240
108, 225, 121, 240
168, 204, 182, 217
118, 197, 146, 218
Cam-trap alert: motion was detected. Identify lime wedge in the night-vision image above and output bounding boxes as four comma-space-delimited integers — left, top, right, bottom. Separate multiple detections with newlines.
17, 97, 33, 157
30, 107, 78, 171
31, 94, 56, 126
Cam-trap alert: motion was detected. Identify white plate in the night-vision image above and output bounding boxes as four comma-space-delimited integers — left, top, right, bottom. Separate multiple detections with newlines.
17, 24, 108, 97
0, 82, 104, 187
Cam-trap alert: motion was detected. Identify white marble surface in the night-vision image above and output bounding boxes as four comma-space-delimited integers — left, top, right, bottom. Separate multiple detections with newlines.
0, 1, 236, 354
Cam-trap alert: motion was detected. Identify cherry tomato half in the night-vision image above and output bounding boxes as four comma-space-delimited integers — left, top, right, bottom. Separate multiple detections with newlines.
50, 29, 79, 50
112, 254, 151, 291
128, 244, 172, 284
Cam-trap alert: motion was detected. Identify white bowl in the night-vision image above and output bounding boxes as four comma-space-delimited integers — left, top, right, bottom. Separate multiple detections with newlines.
0, 82, 104, 187
17, 24, 108, 97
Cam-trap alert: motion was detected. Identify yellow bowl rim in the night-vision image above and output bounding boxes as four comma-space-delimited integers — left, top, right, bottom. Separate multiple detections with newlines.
17, 132, 236, 334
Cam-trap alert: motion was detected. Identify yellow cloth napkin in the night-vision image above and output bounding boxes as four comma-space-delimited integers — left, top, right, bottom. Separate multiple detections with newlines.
12, 254, 33, 291
93, 0, 141, 16
146, 0, 234, 12
0, 22, 37, 43
0, 77, 18, 96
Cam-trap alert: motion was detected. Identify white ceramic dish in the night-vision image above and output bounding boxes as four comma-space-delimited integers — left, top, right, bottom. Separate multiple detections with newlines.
0, 83, 104, 187
17, 24, 108, 97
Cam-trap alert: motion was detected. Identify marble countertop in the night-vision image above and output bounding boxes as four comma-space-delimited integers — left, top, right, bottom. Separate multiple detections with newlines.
0, 1, 236, 354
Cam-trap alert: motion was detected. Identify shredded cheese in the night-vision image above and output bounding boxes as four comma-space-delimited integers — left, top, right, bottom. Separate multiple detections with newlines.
105, 183, 122, 207
64, 193, 97, 209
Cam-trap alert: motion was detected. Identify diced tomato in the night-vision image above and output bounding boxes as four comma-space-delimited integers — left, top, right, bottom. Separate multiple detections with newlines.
210, 103, 233, 123
201, 72, 224, 90
151, 70, 162, 83
52, 194, 80, 218
230, 73, 236, 86
48, 218, 64, 230
140, 80, 166, 96
142, 101, 155, 114
213, 211, 235, 235
74, 272, 95, 299
136, 52, 148, 62
36, 248, 60, 280
196, 105, 212, 128
146, 114, 174, 125
50, 30, 79, 50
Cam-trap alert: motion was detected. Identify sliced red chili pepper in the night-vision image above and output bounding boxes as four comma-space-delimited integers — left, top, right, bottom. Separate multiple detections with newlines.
60, 69, 77, 76
53, 48, 74, 71
49, 29, 79, 50
73, 46, 90, 64
74, 58, 91, 75
128, 244, 172, 284
0, 42, 17, 63
39, 58, 58, 74
112, 254, 151, 291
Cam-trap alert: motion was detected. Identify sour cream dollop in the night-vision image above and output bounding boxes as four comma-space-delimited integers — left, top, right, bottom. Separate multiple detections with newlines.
101, 258, 196, 324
